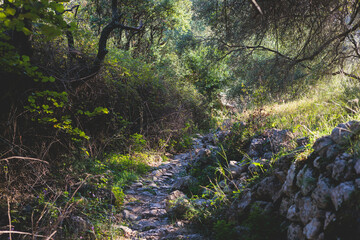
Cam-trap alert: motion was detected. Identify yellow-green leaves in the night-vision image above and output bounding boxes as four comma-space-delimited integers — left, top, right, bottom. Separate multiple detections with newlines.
5, 7, 16, 16
40, 24, 62, 40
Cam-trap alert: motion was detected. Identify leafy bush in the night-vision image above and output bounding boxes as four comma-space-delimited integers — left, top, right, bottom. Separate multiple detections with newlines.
213, 220, 237, 240
242, 204, 285, 240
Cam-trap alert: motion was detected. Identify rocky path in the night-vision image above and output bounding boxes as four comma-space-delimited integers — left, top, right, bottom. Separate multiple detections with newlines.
117, 136, 207, 240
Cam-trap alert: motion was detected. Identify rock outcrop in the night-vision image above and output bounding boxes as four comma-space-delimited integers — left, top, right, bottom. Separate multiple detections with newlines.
222, 120, 360, 240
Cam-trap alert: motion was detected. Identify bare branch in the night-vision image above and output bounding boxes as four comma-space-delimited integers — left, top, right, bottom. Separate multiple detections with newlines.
250, 0, 263, 15
332, 70, 360, 81
0, 156, 49, 164
0, 231, 46, 238
293, 20, 360, 64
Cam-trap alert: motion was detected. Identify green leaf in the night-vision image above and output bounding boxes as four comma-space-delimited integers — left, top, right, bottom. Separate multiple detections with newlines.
54, 3, 64, 13
5, 8, 16, 16
22, 55, 30, 62
40, 24, 62, 39
22, 27, 32, 35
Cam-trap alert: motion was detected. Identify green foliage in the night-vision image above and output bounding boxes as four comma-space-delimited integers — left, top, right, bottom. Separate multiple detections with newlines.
242, 204, 285, 240
0, 0, 68, 78
129, 133, 147, 152
213, 220, 237, 240
168, 121, 194, 152
223, 109, 271, 161
182, 45, 230, 101
25, 90, 110, 141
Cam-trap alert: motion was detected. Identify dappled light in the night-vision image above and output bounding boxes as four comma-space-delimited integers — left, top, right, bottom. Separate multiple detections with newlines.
1, 0, 360, 239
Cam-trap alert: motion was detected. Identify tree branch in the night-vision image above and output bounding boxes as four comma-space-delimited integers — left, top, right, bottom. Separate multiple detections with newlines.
92, 0, 143, 72
0, 156, 49, 164
221, 44, 312, 70
332, 70, 360, 81
293, 20, 360, 65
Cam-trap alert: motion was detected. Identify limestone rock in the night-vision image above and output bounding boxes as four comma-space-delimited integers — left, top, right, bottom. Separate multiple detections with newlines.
68, 215, 96, 240
237, 189, 252, 213
228, 160, 246, 177
287, 223, 305, 240
255, 175, 282, 202
332, 158, 347, 181
114, 225, 134, 238
324, 211, 336, 230
282, 162, 298, 196
264, 128, 294, 152
287, 204, 300, 221
331, 121, 360, 146
172, 176, 195, 191
248, 137, 267, 157
326, 144, 341, 160
296, 166, 316, 196
331, 181, 356, 211
279, 197, 292, 216
165, 190, 190, 217
354, 159, 360, 175
311, 177, 332, 209
303, 218, 322, 240
122, 209, 139, 221
298, 197, 321, 225
313, 157, 321, 169
312, 136, 334, 157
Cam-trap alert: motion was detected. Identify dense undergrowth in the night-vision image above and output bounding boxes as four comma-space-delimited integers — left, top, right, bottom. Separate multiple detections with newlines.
1, 0, 360, 239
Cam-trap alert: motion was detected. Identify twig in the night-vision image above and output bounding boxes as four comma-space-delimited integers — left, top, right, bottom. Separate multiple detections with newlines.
45, 230, 57, 240
0, 231, 46, 238
7, 197, 11, 240
0, 156, 49, 164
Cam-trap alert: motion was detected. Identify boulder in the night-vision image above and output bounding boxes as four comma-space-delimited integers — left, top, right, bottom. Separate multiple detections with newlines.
298, 197, 322, 225
331, 158, 347, 181
326, 144, 341, 160
264, 129, 294, 152
165, 190, 191, 217
255, 175, 282, 202
330, 181, 356, 211
172, 176, 195, 191
287, 223, 305, 240
236, 189, 252, 213
287, 204, 300, 221
247, 137, 267, 157
279, 197, 292, 216
68, 215, 96, 240
354, 159, 360, 175
312, 136, 334, 158
311, 177, 332, 209
296, 137, 309, 147
228, 161, 246, 177
331, 121, 360, 146
324, 211, 336, 230
303, 218, 322, 240
282, 162, 298, 196
296, 166, 316, 196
